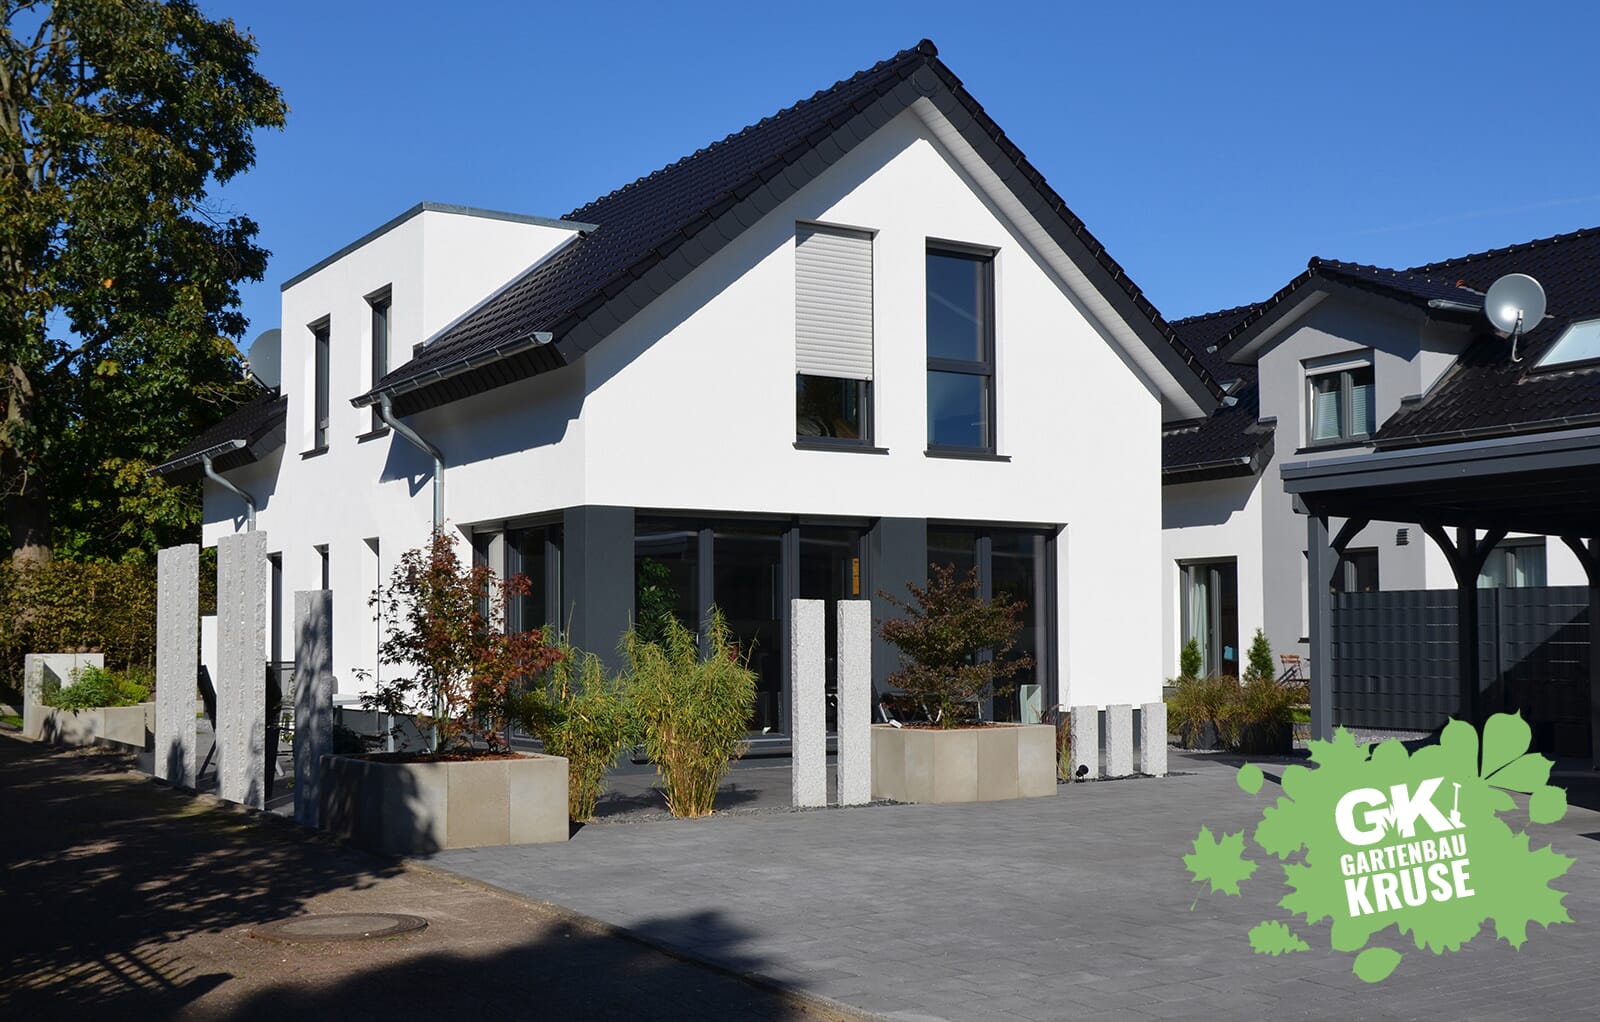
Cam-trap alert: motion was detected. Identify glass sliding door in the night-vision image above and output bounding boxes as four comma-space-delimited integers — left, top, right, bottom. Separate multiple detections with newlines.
713, 524, 785, 734
1180, 560, 1239, 678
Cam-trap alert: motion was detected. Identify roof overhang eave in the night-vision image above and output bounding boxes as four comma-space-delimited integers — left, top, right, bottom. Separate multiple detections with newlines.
353, 331, 556, 409
150, 438, 247, 478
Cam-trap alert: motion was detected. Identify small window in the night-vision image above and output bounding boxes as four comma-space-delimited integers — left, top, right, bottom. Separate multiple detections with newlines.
797, 375, 867, 441
1332, 548, 1379, 594
369, 291, 391, 432
312, 321, 331, 450
1535, 319, 1600, 368
1307, 363, 1374, 444
926, 246, 995, 452
795, 224, 873, 446
1478, 539, 1546, 588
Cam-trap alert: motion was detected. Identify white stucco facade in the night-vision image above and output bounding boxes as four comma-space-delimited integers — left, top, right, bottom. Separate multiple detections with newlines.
203, 104, 1180, 712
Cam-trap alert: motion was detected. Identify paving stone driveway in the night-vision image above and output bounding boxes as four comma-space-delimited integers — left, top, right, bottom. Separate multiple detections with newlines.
429, 753, 1600, 1021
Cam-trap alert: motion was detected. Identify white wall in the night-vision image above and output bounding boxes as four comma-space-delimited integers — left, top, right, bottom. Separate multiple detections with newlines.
207, 108, 1174, 708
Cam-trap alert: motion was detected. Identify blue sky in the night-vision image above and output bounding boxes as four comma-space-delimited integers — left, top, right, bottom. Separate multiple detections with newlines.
207, 0, 1600, 344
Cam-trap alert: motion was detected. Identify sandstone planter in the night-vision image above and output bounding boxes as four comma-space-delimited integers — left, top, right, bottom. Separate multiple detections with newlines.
319, 752, 569, 855
872, 723, 1056, 804
36, 702, 154, 751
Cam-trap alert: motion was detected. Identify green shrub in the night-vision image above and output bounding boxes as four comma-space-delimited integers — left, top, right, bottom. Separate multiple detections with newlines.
1243, 628, 1276, 684
508, 637, 638, 822
1167, 673, 1237, 749
627, 609, 755, 819
1222, 675, 1307, 754
44, 665, 149, 711
0, 560, 158, 689
1178, 638, 1203, 682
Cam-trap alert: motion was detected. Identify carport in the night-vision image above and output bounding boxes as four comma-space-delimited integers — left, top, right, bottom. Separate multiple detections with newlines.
1283, 425, 1600, 767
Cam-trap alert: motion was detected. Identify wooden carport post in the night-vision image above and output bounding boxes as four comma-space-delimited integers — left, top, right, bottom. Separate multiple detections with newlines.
1421, 525, 1506, 732
1559, 536, 1600, 771
1305, 510, 1368, 742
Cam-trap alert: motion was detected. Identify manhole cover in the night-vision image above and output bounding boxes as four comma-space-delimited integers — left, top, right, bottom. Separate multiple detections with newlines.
252, 913, 428, 943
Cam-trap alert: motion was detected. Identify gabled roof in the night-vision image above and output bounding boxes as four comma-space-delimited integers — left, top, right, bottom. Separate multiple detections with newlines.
355, 40, 1224, 418
1216, 257, 1484, 363
1163, 304, 1275, 481
152, 388, 287, 483
1374, 226, 1600, 447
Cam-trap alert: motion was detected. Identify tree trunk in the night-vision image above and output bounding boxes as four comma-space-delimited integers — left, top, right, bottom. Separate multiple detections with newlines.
4, 362, 50, 564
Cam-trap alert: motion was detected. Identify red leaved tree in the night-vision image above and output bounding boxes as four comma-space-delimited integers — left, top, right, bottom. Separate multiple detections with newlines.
364, 529, 561, 753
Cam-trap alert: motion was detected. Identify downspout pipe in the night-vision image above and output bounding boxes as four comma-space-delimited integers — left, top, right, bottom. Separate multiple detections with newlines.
376, 392, 444, 530
201, 449, 257, 531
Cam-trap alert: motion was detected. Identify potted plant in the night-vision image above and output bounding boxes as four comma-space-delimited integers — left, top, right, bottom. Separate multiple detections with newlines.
319, 529, 569, 854
872, 564, 1055, 803
36, 665, 154, 749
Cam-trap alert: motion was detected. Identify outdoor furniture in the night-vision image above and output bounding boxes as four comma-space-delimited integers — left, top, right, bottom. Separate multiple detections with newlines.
1279, 654, 1304, 683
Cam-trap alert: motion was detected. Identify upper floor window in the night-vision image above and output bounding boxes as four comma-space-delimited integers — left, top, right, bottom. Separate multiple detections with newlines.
1307, 361, 1373, 444
795, 224, 873, 446
926, 245, 995, 452
1332, 548, 1379, 594
369, 289, 391, 433
312, 319, 330, 451
1535, 319, 1600, 368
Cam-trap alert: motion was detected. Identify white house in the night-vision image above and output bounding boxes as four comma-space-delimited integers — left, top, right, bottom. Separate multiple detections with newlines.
1160, 233, 1599, 681
158, 40, 1225, 736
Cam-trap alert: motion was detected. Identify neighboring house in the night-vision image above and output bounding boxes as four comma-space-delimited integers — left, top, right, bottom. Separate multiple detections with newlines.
157, 40, 1223, 738
1161, 228, 1600, 680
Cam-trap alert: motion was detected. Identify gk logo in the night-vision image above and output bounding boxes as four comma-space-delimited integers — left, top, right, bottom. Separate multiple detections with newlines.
1334, 778, 1462, 846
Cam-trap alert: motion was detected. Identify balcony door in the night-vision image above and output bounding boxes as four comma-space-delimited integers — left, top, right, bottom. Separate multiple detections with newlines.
1180, 560, 1239, 678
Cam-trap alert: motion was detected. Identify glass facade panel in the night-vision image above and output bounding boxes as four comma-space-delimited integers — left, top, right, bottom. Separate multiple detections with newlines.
714, 524, 785, 734
927, 527, 978, 582
507, 525, 560, 635
634, 518, 699, 639
927, 371, 988, 449
991, 530, 1047, 723
1180, 560, 1239, 677
798, 526, 865, 731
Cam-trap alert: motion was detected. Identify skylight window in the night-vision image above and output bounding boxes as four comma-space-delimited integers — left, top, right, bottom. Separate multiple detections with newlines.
1536, 319, 1600, 368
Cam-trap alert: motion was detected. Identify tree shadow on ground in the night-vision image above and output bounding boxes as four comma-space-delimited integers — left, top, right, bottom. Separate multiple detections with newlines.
220, 908, 834, 1021
0, 740, 400, 1016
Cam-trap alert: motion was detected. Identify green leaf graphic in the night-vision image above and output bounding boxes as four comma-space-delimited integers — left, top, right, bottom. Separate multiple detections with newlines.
1183, 826, 1257, 898
1352, 947, 1401, 983
1248, 920, 1309, 956
1237, 763, 1264, 795
1480, 714, 1530, 778
1529, 786, 1567, 825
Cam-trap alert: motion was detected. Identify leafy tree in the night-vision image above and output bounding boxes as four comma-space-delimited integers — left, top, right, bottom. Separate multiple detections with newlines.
363, 530, 562, 754
1, 2, 287, 563
878, 563, 1033, 728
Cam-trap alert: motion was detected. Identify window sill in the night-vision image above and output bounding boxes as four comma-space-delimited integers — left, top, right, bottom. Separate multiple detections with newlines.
356, 426, 390, 443
1295, 439, 1373, 455
793, 440, 888, 455
300, 446, 329, 460
925, 448, 1010, 463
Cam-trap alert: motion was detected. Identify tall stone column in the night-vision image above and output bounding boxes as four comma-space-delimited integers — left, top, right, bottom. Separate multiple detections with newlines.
1104, 703, 1134, 778
790, 599, 826, 808
293, 591, 334, 828
1140, 702, 1168, 777
1069, 705, 1099, 780
217, 531, 268, 809
155, 544, 200, 787
836, 600, 873, 806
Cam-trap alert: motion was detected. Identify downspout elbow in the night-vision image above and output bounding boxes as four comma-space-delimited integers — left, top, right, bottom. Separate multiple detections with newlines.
376, 393, 444, 530
202, 452, 257, 531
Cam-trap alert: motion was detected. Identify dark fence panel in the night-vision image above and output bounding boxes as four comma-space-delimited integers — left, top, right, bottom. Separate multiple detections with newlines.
1331, 586, 1590, 755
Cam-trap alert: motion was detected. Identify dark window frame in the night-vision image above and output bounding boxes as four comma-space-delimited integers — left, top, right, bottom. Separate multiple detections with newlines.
311, 317, 331, 451
367, 287, 391, 434
925, 244, 997, 455
795, 373, 874, 449
1306, 362, 1375, 446
1332, 547, 1380, 594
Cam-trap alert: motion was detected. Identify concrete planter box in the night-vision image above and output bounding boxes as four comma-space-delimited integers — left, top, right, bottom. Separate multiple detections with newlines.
36, 702, 154, 751
319, 752, 569, 855
872, 723, 1056, 804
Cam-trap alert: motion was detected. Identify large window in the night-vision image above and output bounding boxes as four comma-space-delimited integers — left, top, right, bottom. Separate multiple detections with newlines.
1479, 539, 1547, 588
507, 524, 562, 634
369, 290, 391, 433
795, 224, 873, 446
1180, 560, 1239, 678
1307, 362, 1374, 444
927, 525, 1053, 722
926, 247, 995, 452
312, 320, 331, 450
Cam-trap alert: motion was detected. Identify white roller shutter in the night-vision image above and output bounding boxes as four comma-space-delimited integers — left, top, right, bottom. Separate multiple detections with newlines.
795, 224, 873, 380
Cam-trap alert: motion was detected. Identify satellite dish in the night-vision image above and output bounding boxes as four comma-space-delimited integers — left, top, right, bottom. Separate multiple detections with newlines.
1483, 273, 1546, 362
246, 328, 281, 388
